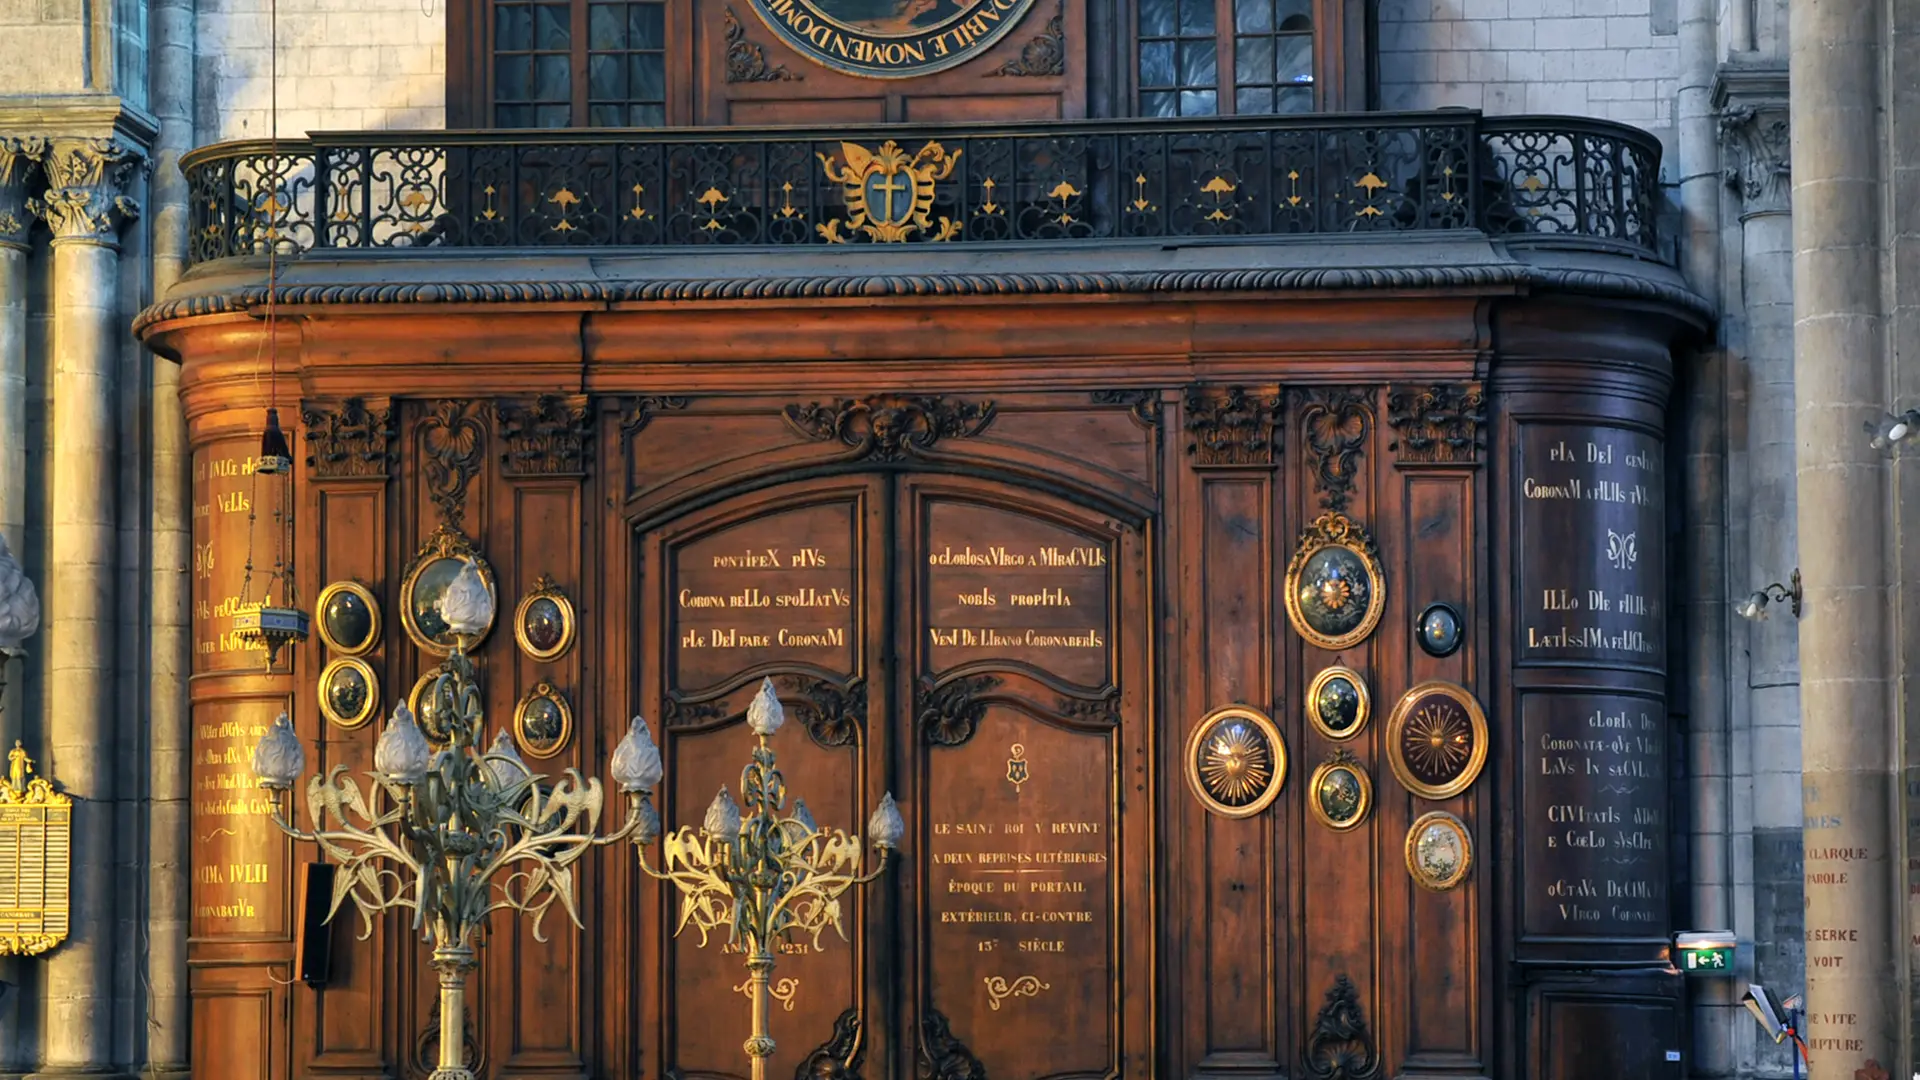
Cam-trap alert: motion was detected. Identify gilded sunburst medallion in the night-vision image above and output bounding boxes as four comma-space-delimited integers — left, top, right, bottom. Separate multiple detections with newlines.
1384, 681, 1488, 800
1184, 705, 1286, 818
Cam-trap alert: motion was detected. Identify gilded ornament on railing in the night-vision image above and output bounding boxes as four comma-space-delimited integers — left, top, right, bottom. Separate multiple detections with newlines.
0, 741, 71, 957
817, 141, 961, 244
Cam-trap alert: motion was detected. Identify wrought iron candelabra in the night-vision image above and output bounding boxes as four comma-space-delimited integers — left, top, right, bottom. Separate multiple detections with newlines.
626, 678, 904, 1080
251, 559, 656, 1080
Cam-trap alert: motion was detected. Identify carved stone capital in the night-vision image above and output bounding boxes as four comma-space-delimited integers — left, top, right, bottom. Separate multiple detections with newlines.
29, 138, 142, 246
1720, 102, 1790, 215
0, 137, 47, 250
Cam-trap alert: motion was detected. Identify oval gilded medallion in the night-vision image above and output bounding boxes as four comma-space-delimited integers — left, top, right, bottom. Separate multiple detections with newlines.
400, 527, 496, 657
1384, 681, 1489, 800
316, 580, 380, 656
317, 657, 379, 729
514, 683, 573, 759
1306, 665, 1370, 740
409, 668, 455, 745
1284, 513, 1386, 651
744, 0, 1041, 78
514, 575, 576, 663
1184, 705, 1286, 818
1405, 810, 1473, 891
1307, 751, 1372, 831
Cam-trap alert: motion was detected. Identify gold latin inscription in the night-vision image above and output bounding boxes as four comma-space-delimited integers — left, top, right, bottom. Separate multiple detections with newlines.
1518, 429, 1664, 661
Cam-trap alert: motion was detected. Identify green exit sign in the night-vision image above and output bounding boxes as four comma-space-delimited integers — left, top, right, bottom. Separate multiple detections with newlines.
1675, 932, 1737, 976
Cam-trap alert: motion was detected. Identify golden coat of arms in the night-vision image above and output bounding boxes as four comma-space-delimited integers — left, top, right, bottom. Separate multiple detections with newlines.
0, 741, 70, 956
818, 140, 962, 244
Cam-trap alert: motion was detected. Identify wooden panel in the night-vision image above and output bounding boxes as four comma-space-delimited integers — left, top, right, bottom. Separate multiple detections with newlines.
901, 93, 1061, 121
726, 97, 889, 124
1528, 980, 1684, 1080
191, 968, 286, 1080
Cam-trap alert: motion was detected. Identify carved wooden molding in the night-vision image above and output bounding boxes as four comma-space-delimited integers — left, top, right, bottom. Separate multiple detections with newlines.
797, 1008, 865, 1080
1090, 389, 1160, 428
422, 400, 488, 528
918, 674, 1001, 746
1385, 383, 1485, 466
1304, 974, 1379, 1080
1183, 385, 1282, 467
784, 396, 996, 462
987, 2, 1064, 77
660, 696, 725, 728
782, 675, 867, 748
620, 394, 692, 438
498, 394, 592, 477
1056, 689, 1120, 727
301, 397, 396, 479
725, 7, 799, 82
1299, 388, 1372, 513
918, 1007, 987, 1080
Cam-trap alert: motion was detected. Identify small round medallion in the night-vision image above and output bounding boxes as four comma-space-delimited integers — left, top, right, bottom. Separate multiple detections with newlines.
1307, 753, 1372, 831
1284, 513, 1386, 651
1385, 681, 1489, 801
315, 581, 380, 656
513, 683, 573, 759
317, 657, 379, 729
1417, 602, 1464, 658
513, 577, 576, 663
1306, 666, 1370, 741
1405, 810, 1473, 891
409, 669, 454, 745
1184, 705, 1287, 818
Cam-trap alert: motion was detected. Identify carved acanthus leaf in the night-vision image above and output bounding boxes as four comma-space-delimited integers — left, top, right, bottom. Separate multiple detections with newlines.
780, 676, 868, 749
1184, 385, 1282, 467
918, 674, 1002, 747
1090, 389, 1161, 428
917, 1007, 987, 1080
1720, 103, 1791, 213
422, 400, 488, 528
302, 397, 397, 479
796, 1008, 866, 1080
29, 138, 141, 244
784, 396, 995, 462
1299, 388, 1373, 513
498, 394, 593, 476
1056, 689, 1120, 726
619, 394, 691, 438
1385, 383, 1485, 466
660, 696, 725, 728
988, 3, 1064, 77
726, 7, 799, 82
1304, 974, 1379, 1080
0, 137, 46, 249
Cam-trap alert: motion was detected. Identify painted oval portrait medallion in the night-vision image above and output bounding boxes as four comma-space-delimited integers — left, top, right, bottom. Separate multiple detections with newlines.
746, 0, 1040, 77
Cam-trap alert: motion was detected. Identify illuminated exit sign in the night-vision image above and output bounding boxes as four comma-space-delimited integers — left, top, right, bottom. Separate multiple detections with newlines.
1675, 931, 1736, 976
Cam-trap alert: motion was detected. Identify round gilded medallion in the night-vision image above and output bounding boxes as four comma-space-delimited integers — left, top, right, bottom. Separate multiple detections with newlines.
400, 528, 497, 656
1184, 705, 1286, 818
1385, 681, 1489, 801
409, 670, 453, 744
1417, 602, 1464, 658
317, 657, 379, 729
1307, 753, 1372, 831
1283, 513, 1386, 651
1405, 810, 1473, 891
514, 577, 576, 663
1306, 666, 1370, 740
514, 683, 573, 759
316, 580, 380, 656
742, 0, 1041, 78
525, 599, 564, 651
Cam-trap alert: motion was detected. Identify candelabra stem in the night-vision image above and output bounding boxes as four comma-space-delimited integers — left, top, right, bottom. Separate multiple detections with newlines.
743, 950, 776, 1080
428, 942, 478, 1080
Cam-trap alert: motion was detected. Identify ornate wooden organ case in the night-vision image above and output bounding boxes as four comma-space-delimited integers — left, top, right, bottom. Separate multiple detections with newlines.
148, 277, 1700, 1080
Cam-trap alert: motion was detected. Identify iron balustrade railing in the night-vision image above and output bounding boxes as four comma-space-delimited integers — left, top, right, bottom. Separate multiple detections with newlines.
180, 113, 1666, 268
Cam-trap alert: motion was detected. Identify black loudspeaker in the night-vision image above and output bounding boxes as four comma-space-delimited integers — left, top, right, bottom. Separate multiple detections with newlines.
296, 863, 336, 989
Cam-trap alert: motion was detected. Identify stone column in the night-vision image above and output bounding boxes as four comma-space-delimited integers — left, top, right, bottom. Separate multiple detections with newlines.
0, 138, 42, 561
27, 137, 139, 1080
1787, 0, 1897, 1076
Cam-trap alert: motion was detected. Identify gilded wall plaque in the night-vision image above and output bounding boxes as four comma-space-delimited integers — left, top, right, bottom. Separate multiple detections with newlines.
743, 0, 1040, 78
513, 683, 573, 759
1305, 666, 1369, 741
1184, 705, 1285, 818
318, 657, 379, 729
400, 527, 496, 656
0, 742, 70, 956
1385, 681, 1488, 801
514, 576, 576, 663
315, 580, 380, 656
1405, 810, 1472, 892
1284, 513, 1385, 652
1307, 751, 1371, 831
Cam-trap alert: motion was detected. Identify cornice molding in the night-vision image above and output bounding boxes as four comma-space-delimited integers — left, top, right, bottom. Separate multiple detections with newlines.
134, 261, 1713, 335
0, 95, 162, 148
29, 138, 143, 246
0, 137, 46, 250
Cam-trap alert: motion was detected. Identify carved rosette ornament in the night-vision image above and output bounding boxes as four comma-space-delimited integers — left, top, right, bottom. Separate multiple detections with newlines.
1721, 103, 1791, 214
989, 3, 1065, 77
30, 138, 142, 246
918, 674, 1001, 746
0, 137, 46, 250
724, 7, 798, 82
1385, 383, 1485, 466
498, 394, 592, 477
917, 1008, 987, 1080
1184, 385, 1283, 467
1298, 388, 1372, 513
422, 400, 488, 528
302, 397, 397, 479
785, 395, 995, 462
781, 675, 868, 748
1303, 974, 1380, 1080
798, 1008, 866, 1080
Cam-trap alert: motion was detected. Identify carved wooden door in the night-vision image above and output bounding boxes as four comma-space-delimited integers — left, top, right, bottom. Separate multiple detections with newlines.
631, 466, 1153, 1080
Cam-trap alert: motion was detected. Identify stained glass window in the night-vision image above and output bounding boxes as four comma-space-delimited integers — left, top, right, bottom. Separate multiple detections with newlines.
1138, 0, 1316, 116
